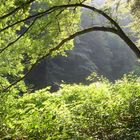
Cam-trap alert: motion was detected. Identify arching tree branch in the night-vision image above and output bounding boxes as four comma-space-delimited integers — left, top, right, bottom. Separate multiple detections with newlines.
0, 26, 118, 93
0, 3, 140, 57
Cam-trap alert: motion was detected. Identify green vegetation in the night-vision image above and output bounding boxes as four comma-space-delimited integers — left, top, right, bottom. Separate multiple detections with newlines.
0, 0, 140, 139
0, 0, 140, 95
0, 75, 140, 139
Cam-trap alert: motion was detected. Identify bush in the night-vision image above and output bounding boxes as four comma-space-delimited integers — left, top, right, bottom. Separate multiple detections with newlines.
0, 75, 140, 139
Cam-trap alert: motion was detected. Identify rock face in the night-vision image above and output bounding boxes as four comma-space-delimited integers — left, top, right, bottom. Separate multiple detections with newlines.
26, 8, 139, 90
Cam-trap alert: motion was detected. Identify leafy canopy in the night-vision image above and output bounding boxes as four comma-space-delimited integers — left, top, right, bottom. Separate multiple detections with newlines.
0, 0, 84, 93
0, 0, 140, 93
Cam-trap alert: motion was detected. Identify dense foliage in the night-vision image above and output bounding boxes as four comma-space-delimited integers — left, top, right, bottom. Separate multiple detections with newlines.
0, 1, 140, 139
0, 0, 83, 93
0, 75, 140, 139
0, 0, 140, 93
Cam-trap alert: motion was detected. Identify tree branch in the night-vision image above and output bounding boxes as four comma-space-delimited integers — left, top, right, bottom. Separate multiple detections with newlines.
79, 3, 140, 58
0, 6, 59, 33
0, 18, 37, 53
0, 26, 118, 93
0, 3, 139, 57
0, 0, 35, 20
0, 3, 122, 33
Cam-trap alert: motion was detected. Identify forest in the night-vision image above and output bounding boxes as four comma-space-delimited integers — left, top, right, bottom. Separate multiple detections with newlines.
0, 0, 140, 139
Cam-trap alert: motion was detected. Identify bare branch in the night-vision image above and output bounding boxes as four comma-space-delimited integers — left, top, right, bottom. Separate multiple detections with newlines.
80, 3, 140, 58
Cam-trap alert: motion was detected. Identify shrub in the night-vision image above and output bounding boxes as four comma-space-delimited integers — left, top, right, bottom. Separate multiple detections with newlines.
0, 75, 140, 139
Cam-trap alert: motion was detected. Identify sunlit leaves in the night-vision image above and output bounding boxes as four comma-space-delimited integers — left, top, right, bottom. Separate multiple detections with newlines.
0, 75, 140, 139
0, 0, 82, 93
